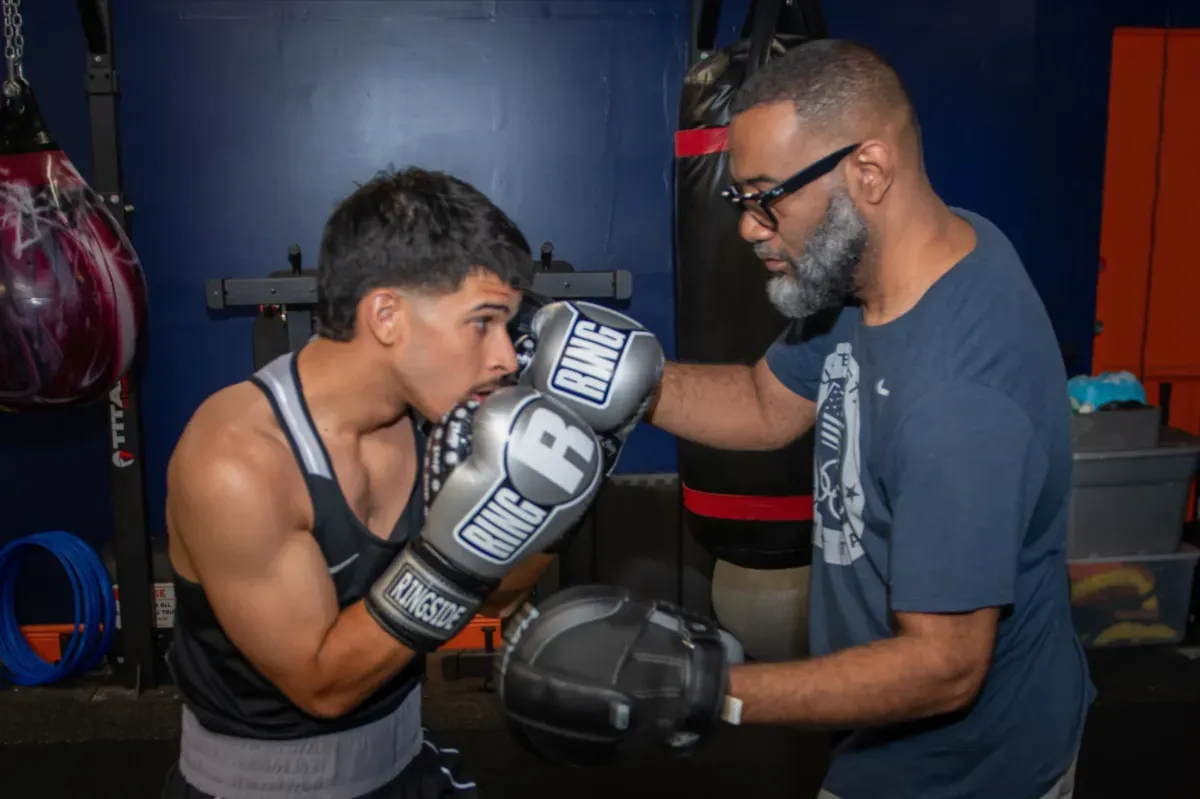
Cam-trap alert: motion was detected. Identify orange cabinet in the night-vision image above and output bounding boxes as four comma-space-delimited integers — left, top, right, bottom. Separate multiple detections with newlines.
1095, 28, 1200, 433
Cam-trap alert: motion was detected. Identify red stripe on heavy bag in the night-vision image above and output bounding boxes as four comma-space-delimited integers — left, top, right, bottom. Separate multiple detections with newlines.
0, 86, 146, 408
674, 34, 815, 571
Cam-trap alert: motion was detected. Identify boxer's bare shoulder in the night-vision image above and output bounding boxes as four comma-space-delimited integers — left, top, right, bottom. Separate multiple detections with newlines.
166, 381, 310, 568
172, 380, 290, 466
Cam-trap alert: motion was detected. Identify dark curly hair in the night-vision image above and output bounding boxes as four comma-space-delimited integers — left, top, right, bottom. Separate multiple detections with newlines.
732, 39, 918, 142
315, 167, 532, 341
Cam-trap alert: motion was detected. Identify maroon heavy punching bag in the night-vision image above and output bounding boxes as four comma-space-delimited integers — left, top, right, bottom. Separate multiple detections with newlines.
674, 1, 824, 572
0, 13, 146, 409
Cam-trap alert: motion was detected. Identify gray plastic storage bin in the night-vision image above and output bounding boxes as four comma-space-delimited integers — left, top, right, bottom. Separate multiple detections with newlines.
1068, 544, 1200, 648
1070, 405, 1161, 452
1067, 428, 1200, 558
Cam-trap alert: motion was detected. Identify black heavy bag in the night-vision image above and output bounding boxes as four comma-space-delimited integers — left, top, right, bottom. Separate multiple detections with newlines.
674, 0, 824, 570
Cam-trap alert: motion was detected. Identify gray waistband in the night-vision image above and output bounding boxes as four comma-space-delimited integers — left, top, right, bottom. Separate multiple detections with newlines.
179, 690, 423, 799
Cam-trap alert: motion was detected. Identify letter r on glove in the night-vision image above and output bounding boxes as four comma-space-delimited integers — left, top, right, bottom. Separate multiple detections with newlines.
511, 407, 595, 494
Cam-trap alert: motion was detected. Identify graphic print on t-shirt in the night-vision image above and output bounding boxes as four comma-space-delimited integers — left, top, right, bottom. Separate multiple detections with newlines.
814, 342, 865, 566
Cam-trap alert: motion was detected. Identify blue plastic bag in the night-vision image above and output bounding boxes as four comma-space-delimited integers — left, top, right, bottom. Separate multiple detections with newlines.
1067, 371, 1148, 413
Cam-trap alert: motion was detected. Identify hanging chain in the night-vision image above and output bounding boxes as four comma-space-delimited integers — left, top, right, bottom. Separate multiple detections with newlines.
3, 0, 24, 97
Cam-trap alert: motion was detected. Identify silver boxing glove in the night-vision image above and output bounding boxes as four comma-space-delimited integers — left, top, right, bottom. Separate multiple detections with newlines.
518, 301, 665, 474
366, 386, 605, 652
509, 292, 549, 378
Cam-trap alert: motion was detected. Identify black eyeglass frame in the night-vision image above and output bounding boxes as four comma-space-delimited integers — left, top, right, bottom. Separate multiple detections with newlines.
721, 142, 861, 230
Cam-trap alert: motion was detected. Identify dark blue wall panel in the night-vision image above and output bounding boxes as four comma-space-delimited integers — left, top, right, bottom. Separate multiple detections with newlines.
113, 0, 689, 527
1, 0, 689, 621
4, 0, 1197, 620
824, 0, 1039, 274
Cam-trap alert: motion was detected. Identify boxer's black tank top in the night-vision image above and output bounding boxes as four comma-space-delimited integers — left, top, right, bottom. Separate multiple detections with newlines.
167, 352, 427, 740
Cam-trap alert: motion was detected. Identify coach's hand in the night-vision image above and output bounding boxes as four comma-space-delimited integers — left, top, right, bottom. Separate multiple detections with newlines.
498, 585, 744, 767
365, 387, 605, 653
518, 301, 665, 475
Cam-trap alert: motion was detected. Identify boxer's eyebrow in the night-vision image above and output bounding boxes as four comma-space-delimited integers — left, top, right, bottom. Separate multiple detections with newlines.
470, 302, 512, 314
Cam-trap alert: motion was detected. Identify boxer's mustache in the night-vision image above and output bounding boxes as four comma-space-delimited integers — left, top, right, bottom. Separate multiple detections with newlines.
471, 379, 508, 396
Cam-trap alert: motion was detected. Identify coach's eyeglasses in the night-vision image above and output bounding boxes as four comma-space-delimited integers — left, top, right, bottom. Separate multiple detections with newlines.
721, 142, 860, 231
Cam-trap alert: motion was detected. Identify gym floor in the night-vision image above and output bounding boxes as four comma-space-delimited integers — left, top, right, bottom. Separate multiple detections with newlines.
1, 647, 1197, 798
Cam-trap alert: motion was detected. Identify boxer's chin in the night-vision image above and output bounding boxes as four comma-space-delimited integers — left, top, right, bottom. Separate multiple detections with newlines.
414, 393, 466, 425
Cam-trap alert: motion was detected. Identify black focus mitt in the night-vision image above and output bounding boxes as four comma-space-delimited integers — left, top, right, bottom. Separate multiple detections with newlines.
497, 584, 744, 767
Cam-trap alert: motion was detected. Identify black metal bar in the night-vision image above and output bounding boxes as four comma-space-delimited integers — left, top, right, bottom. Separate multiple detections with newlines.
83, 0, 157, 691
1159, 382, 1173, 426
439, 651, 498, 684
207, 270, 633, 311
287, 309, 313, 354
206, 276, 316, 309
689, 0, 723, 68
689, 0, 705, 68
531, 270, 633, 300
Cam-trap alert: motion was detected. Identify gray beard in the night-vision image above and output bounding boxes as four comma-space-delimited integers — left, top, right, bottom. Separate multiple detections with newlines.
760, 188, 868, 320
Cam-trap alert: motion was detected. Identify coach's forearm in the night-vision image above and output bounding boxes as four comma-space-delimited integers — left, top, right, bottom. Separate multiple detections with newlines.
648, 362, 779, 450
727, 635, 984, 728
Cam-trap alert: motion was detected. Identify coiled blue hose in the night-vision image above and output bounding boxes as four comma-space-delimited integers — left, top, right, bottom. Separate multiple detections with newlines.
0, 531, 116, 686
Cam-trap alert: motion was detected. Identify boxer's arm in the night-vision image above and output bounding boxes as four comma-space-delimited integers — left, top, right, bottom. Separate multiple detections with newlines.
647, 360, 815, 451
172, 454, 416, 719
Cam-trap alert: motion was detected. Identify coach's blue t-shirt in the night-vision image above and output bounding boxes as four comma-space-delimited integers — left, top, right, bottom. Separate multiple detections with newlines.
766, 209, 1094, 799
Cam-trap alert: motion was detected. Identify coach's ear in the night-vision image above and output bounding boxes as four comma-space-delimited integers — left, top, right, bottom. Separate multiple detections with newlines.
846, 139, 893, 206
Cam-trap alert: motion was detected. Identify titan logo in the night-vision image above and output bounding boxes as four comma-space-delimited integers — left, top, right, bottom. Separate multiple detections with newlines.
387, 569, 469, 633
550, 319, 630, 406
109, 382, 134, 468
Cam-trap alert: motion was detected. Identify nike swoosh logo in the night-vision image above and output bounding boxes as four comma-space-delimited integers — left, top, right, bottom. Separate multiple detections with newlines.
875, 379, 890, 397
329, 553, 360, 575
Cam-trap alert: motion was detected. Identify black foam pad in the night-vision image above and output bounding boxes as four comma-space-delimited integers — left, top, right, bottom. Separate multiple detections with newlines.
498, 585, 729, 767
